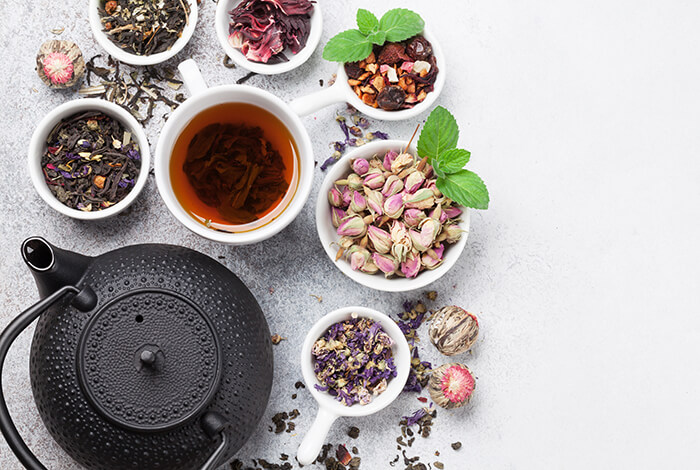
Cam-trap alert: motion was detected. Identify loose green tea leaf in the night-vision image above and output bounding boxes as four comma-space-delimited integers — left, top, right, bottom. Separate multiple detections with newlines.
438, 148, 471, 174
417, 106, 459, 160
437, 170, 490, 210
356, 8, 379, 35
322, 29, 373, 62
379, 8, 425, 42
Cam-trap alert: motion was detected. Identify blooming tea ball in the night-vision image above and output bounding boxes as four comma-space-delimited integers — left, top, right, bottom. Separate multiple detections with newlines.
36, 40, 85, 88
429, 363, 475, 409
429, 306, 479, 356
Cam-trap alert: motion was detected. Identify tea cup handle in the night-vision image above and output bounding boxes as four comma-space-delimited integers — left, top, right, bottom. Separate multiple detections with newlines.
178, 59, 209, 97
297, 406, 338, 465
289, 80, 348, 117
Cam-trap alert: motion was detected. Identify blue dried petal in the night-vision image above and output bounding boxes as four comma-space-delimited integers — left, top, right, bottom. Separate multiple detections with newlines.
403, 408, 428, 427
372, 131, 389, 140
314, 384, 329, 392
339, 119, 350, 140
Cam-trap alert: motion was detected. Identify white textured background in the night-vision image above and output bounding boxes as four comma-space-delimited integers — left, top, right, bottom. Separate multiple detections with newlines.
1, 0, 700, 469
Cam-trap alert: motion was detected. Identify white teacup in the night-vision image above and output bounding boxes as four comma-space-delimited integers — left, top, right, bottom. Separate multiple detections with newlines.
154, 60, 315, 245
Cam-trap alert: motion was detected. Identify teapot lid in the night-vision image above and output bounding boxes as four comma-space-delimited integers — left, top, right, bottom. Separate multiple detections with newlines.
78, 289, 222, 432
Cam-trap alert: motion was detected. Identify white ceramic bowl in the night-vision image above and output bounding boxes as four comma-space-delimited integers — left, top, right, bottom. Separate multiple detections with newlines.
28, 98, 151, 221
215, 0, 322, 74
154, 60, 315, 245
316, 139, 470, 292
88, 0, 198, 66
290, 28, 445, 121
297, 306, 410, 465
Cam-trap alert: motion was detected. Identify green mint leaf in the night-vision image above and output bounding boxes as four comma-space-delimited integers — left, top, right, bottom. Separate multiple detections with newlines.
432, 159, 446, 179
438, 148, 471, 174
367, 30, 387, 46
437, 170, 490, 210
357, 9, 379, 35
417, 106, 459, 160
323, 29, 373, 63
379, 8, 425, 42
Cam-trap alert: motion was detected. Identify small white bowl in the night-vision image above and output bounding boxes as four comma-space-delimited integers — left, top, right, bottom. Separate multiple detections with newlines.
316, 139, 470, 292
28, 98, 151, 220
88, 0, 198, 66
290, 27, 445, 121
297, 306, 410, 465
215, 0, 322, 75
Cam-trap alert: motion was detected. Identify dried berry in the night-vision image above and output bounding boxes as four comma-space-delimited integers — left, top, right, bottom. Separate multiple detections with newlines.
377, 42, 410, 65
429, 363, 475, 409
36, 40, 85, 88
377, 85, 406, 111
345, 62, 364, 79
429, 306, 479, 356
406, 36, 433, 61
348, 426, 360, 439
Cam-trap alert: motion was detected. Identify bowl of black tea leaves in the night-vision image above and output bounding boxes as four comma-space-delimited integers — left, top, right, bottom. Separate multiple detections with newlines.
28, 98, 151, 220
89, 0, 198, 66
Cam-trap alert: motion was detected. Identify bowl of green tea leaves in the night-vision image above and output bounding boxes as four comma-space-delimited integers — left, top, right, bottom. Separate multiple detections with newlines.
28, 98, 151, 220
89, 0, 198, 66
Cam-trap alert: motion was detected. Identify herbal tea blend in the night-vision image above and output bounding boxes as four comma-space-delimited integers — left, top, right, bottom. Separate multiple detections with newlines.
41, 111, 141, 211
99, 0, 190, 56
228, 0, 314, 63
312, 316, 397, 406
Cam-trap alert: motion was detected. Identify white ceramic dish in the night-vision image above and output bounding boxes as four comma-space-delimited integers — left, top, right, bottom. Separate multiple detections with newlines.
297, 306, 410, 465
215, 0, 322, 75
154, 59, 314, 245
316, 139, 470, 292
88, 0, 198, 66
289, 28, 445, 121
28, 98, 151, 221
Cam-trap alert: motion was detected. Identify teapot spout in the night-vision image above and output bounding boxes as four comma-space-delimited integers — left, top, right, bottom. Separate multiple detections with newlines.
21, 237, 93, 298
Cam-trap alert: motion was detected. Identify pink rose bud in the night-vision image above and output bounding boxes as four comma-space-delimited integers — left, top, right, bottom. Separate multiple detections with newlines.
432, 243, 445, 259
430, 205, 448, 223
403, 209, 427, 227
331, 207, 345, 228
404, 171, 425, 193
328, 187, 343, 207
383, 150, 398, 171
350, 191, 367, 212
383, 194, 405, 219
421, 251, 443, 270
391, 152, 415, 173
401, 252, 421, 278
382, 175, 404, 197
360, 259, 379, 274
363, 170, 386, 190
372, 253, 398, 276
390, 221, 412, 263
337, 215, 366, 238
365, 190, 384, 215
405, 188, 435, 210
443, 206, 463, 219
367, 225, 392, 254
341, 187, 353, 207
352, 158, 370, 176
424, 180, 442, 197
444, 224, 463, 243
347, 246, 370, 271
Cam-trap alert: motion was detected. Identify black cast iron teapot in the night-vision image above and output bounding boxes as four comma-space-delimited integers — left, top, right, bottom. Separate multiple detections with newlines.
0, 237, 274, 470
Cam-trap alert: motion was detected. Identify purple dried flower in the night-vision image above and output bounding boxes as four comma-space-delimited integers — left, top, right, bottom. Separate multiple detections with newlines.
372, 130, 389, 140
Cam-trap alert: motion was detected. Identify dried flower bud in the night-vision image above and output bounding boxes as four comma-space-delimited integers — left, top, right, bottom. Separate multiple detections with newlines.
352, 158, 370, 175
328, 187, 343, 207
429, 363, 475, 409
443, 224, 464, 244
421, 250, 443, 269
341, 187, 353, 207
390, 221, 412, 263
372, 253, 399, 276
365, 189, 384, 215
347, 246, 371, 271
350, 191, 367, 213
429, 205, 448, 224
443, 206, 462, 219
383, 194, 405, 219
360, 259, 379, 274
367, 225, 392, 254
400, 251, 421, 278
382, 175, 404, 197
337, 215, 366, 238
391, 152, 415, 173
331, 207, 346, 228
338, 236, 355, 249
429, 306, 479, 356
347, 173, 362, 190
424, 180, 442, 197
404, 170, 425, 193
403, 209, 427, 228
383, 150, 398, 171
405, 188, 435, 210
363, 170, 386, 190
36, 40, 85, 88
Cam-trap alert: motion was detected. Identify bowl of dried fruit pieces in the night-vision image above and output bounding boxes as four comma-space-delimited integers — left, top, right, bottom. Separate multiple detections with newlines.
88, 0, 198, 66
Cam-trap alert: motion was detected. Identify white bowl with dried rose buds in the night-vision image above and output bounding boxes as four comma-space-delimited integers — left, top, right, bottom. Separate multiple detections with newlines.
316, 139, 469, 292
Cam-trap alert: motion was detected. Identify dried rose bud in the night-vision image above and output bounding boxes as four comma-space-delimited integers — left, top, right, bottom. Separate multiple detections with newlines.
365, 189, 384, 215
367, 225, 392, 254
403, 209, 427, 228
331, 207, 346, 228
36, 40, 85, 88
421, 250, 443, 270
347, 246, 371, 271
341, 187, 353, 207
328, 187, 343, 207
444, 206, 463, 219
390, 221, 412, 263
383, 150, 398, 171
383, 194, 405, 219
337, 215, 366, 238
429, 363, 475, 409
424, 180, 442, 197
405, 188, 435, 210
443, 224, 464, 244
429, 306, 479, 356
352, 158, 370, 176
410, 219, 437, 252
430, 205, 448, 223
360, 259, 379, 274
372, 253, 399, 276
404, 170, 425, 193
401, 251, 421, 278
349, 191, 367, 213
382, 175, 404, 197
363, 170, 386, 190
391, 152, 415, 173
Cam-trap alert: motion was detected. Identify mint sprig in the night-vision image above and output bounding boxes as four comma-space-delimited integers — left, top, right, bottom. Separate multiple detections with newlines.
323, 8, 425, 63
417, 107, 490, 210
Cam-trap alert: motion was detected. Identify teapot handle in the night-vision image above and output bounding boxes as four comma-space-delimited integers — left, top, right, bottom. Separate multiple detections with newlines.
0, 285, 97, 470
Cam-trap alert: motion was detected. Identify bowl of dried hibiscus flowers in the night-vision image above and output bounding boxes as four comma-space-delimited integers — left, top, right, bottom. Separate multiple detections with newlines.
216, 0, 323, 74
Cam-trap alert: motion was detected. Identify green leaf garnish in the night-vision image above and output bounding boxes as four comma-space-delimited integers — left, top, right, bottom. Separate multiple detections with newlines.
438, 149, 471, 173
322, 29, 373, 63
356, 9, 379, 35
417, 106, 459, 161
323, 8, 424, 63
437, 171, 490, 210
379, 8, 425, 42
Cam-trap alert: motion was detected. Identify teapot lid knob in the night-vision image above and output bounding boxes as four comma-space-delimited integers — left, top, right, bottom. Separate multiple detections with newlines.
139, 349, 157, 366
